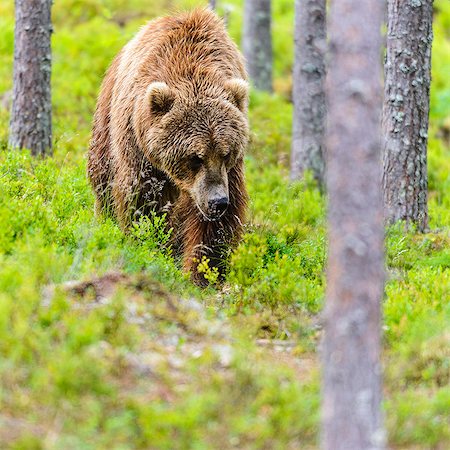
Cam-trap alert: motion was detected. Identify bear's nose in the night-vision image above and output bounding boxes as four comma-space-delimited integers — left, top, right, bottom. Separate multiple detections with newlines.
209, 196, 229, 215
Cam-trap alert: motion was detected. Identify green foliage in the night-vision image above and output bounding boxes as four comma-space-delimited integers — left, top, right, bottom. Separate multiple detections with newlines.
131, 213, 173, 251
386, 387, 450, 447
196, 256, 220, 285
431, 0, 450, 122
0, 0, 449, 448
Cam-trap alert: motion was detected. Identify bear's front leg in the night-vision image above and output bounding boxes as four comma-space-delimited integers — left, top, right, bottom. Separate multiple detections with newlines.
181, 213, 234, 287
176, 163, 248, 287
188, 221, 231, 287
111, 162, 140, 230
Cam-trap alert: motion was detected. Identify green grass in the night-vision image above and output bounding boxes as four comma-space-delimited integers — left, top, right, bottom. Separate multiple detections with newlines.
0, 0, 449, 448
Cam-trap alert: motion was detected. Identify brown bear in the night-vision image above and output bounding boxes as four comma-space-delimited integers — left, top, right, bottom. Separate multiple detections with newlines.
87, 8, 249, 286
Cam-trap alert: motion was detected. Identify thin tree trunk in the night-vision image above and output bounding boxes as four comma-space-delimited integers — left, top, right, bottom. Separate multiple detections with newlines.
322, 0, 385, 448
382, 0, 433, 232
290, 0, 326, 188
242, 0, 272, 92
9, 0, 52, 156
209, 0, 217, 10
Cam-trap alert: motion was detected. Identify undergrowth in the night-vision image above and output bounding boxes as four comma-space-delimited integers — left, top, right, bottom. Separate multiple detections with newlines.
0, 0, 449, 448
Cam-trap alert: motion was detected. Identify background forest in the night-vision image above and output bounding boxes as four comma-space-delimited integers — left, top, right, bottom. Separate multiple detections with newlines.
0, 0, 449, 449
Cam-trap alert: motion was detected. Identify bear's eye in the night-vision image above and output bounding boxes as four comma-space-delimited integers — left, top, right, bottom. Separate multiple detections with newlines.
224, 152, 231, 163
189, 155, 204, 171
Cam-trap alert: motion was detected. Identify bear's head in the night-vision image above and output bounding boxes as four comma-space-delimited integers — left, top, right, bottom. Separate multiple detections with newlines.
134, 78, 249, 221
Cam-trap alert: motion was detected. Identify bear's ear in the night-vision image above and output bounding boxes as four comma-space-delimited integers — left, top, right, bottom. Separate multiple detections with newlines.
146, 82, 175, 115
224, 78, 249, 112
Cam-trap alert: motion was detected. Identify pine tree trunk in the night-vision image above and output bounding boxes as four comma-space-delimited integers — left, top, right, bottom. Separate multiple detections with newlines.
382, 0, 433, 232
322, 0, 385, 448
290, 0, 326, 187
9, 0, 52, 156
242, 0, 273, 92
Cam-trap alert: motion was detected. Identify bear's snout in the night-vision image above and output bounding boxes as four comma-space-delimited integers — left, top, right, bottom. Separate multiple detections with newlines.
208, 196, 229, 218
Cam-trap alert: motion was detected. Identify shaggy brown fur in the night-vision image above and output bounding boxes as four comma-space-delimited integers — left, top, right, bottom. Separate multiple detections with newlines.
87, 9, 249, 286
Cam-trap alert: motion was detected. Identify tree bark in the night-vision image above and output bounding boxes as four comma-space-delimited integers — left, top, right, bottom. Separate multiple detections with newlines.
209, 0, 217, 10
322, 0, 385, 448
290, 0, 326, 188
242, 0, 273, 92
382, 0, 433, 232
9, 0, 52, 156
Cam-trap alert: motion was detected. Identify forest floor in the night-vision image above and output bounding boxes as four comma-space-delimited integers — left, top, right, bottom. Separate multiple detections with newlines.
0, 1, 449, 449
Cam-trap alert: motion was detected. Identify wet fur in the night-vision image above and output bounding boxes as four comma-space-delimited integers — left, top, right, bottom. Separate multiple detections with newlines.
87, 9, 249, 286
